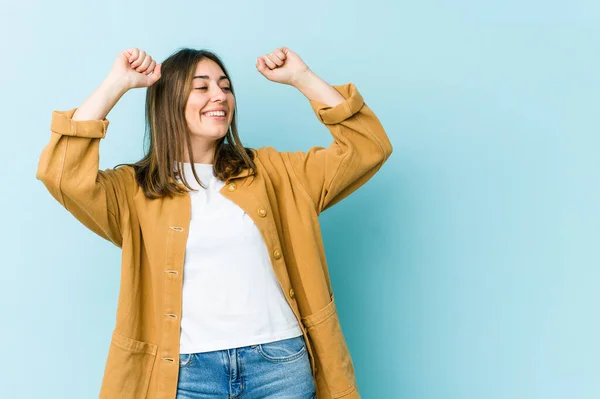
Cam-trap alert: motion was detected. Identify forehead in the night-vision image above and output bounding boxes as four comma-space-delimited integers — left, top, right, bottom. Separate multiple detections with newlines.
193, 58, 226, 78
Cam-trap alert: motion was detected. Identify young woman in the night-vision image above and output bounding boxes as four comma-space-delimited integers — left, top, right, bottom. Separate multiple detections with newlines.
36, 46, 392, 399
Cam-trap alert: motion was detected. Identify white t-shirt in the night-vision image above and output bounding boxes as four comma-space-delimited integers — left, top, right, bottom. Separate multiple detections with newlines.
176, 162, 303, 354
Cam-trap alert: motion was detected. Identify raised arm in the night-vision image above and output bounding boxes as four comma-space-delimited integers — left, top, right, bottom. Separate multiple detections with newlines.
289, 77, 392, 213
35, 48, 161, 246
256, 48, 393, 214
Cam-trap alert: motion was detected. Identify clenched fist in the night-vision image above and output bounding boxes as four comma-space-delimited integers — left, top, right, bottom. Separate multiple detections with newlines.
107, 48, 162, 91
255, 47, 312, 87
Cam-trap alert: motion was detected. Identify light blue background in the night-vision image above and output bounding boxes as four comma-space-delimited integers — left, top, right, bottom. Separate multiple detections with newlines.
1, 0, 599, 398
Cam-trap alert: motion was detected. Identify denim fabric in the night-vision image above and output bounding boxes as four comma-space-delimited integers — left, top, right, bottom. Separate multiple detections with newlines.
176, 335, 316, 398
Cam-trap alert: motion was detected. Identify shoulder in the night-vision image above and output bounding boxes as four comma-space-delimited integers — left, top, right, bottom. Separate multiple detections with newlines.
110, 164, 136, 184
99, 164, 137, 200
251, 146, 306, 184
253, 146, 289, 167
254, 145, 277, 158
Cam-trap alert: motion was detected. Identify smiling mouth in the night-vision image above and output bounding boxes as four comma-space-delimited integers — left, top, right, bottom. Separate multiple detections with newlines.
203, 110, 226, 116
201, 110, 227, 121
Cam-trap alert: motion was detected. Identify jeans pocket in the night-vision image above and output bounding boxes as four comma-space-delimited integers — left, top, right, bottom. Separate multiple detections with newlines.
256, 335, 307, 363
179, 353, 194, 369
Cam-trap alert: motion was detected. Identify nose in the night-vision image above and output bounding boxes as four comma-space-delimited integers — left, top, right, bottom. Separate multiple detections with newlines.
211, 86, 228, 102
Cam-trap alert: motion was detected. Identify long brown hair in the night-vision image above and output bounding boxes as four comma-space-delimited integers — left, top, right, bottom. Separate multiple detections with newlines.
116, 48, 257, 199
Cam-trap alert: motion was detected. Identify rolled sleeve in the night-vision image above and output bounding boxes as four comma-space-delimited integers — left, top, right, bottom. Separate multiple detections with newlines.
50, 108, 110, 138
308, 83, 365, 125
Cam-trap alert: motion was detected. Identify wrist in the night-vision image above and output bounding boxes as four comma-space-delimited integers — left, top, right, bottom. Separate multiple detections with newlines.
291, 71, 345, 107
102, 74, 131, 97
291, 69, 318, 90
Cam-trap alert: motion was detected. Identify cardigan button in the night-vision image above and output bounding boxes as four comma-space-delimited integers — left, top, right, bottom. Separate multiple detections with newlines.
273, 249, 282, 259
227, 183, 236, 191
257, 208, 267, 217
289, 288, 295, 299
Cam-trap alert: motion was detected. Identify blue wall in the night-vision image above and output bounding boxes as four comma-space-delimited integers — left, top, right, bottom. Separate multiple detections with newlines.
3, 0, 599, 397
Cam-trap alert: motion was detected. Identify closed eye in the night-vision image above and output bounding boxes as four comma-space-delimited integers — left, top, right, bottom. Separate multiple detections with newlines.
195, 87, 231, 91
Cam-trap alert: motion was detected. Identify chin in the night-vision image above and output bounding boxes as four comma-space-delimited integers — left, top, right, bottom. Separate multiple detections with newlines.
190, 129, 228, 141
214, 129, 229, 139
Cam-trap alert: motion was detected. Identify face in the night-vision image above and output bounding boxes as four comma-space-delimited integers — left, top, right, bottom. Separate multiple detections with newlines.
184, 58, 235, 144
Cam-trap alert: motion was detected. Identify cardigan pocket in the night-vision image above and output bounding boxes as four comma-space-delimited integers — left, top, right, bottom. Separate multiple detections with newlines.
99, 331, 158, 399
301, 296, 357, 398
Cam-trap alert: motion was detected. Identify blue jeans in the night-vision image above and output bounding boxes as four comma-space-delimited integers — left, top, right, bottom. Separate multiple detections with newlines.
176, 335, 316, 398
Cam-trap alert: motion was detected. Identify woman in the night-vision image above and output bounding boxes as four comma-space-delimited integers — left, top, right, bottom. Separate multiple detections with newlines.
36, 46, 392, 399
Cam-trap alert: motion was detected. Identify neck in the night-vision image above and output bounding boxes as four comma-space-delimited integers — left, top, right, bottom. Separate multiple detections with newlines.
182, 139, 217, 164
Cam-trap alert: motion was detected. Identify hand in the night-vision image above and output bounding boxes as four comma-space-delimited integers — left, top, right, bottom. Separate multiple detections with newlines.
255, 47, 312, 87
106, 48, 162, 91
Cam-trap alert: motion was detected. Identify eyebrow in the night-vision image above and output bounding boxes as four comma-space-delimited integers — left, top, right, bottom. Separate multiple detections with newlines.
192, 75, 229, 81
